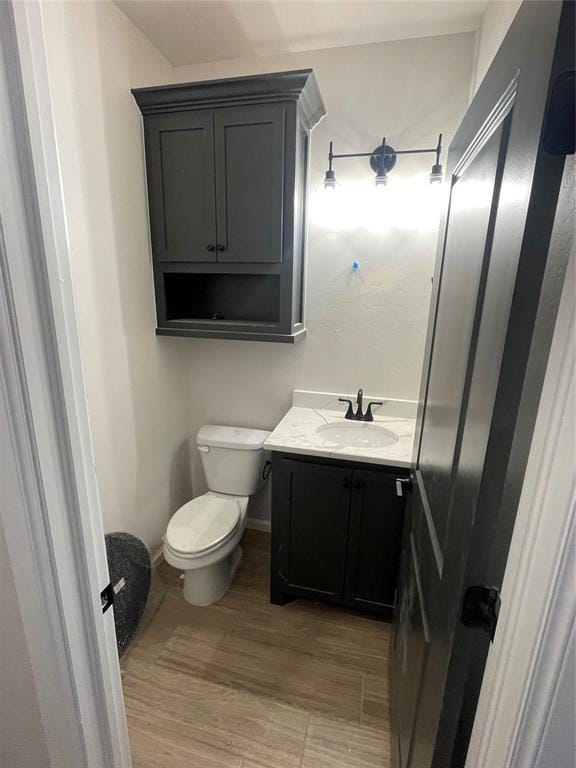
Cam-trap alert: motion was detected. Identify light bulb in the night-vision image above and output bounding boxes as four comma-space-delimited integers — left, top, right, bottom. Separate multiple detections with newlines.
429, 163, 443, 184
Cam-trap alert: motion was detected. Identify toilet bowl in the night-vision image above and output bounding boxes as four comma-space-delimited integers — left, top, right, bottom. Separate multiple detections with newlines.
163, 425, 270, 606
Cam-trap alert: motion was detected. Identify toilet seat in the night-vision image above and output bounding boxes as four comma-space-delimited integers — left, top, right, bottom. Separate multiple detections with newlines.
165, 493, 243, 558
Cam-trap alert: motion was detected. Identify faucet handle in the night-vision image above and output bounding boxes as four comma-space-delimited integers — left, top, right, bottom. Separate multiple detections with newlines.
364, 401, 383, 422
338, 398, 355, 420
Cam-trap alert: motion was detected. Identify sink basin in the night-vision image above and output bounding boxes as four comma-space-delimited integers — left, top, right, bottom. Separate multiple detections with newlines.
316, 421, 398, 449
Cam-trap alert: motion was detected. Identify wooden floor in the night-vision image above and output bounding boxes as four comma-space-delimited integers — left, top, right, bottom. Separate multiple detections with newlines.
121, 530, 392, 768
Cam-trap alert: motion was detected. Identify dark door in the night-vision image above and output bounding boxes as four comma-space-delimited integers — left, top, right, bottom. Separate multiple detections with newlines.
214, 104, 285, 263
395, 532, 430, 768
391, 3, 574, 768
145, 110, 217, 262
345, 468, 406, 612
272, 457, 352, 600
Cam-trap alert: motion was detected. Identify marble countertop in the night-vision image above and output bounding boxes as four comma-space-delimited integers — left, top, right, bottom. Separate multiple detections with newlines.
264, 398, 416, 468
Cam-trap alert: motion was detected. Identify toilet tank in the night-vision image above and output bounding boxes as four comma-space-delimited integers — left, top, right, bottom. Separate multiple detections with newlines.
196, 425, 271, 496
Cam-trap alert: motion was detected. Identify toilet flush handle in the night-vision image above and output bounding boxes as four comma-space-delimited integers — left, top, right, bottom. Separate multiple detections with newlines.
197, 445, 210, 453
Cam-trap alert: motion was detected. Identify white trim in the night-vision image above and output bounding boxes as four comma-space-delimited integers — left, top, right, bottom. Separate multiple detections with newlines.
466, 199, 575, 768
150, 544, 165, 569
246, 518, 272, 533
0, 3, 131, 766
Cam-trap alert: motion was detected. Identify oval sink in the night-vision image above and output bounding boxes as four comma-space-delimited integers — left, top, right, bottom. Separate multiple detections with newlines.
316, 422, 398, 449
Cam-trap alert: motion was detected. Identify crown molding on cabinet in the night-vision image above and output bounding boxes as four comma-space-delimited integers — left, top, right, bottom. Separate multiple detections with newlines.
132, 68, 326, 129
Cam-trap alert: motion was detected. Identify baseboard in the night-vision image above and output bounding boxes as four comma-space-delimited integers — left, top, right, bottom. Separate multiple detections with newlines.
246, 518, 271, 533
150, 544, 164, 570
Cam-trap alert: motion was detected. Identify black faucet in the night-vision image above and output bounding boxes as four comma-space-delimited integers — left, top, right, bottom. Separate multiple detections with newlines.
339, 389, 383, 422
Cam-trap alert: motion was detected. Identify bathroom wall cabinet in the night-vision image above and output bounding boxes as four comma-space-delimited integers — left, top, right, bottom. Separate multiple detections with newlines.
270, 453, 409, 616
132, 70, 325, 343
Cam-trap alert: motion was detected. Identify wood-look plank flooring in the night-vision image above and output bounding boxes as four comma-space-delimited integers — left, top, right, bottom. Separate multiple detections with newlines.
121, 530, 392, 767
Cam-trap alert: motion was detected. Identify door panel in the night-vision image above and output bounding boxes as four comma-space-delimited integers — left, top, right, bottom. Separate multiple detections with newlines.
214, 105, 285, 263
418, 121, 508, 551
393, 533, 430, 768
146, 111, 217, 262
404, 99, 514, 768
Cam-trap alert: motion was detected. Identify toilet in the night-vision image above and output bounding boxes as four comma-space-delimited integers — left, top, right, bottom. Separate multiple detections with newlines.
163, 425, 271, 606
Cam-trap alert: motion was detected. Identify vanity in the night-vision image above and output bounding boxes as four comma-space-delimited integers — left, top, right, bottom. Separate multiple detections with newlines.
264, 391, 415, 616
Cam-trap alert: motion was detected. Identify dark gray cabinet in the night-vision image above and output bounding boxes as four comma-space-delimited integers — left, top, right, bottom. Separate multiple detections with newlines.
270, 453, 408, 615
133, 70, 325, 343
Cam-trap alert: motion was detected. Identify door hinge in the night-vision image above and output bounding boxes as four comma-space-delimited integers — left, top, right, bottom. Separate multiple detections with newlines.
100, 582, 115, 614
461, 585, 501, 641
396, 477, 411, 497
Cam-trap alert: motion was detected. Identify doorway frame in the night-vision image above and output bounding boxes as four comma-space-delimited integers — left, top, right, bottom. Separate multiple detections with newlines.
1, 1, 572, 767
466, 160, 575, 767
0, 2, 131, 766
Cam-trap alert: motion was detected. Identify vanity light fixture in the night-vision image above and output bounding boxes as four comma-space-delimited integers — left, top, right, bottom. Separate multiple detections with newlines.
322, 133, 444, 188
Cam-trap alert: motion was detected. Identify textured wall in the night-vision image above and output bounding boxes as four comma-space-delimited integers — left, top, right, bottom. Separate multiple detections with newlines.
42, 1, 192, 550
41, 5, 475, 535
171, 34, 475, 521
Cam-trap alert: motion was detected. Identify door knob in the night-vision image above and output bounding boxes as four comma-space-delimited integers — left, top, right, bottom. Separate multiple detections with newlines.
206, 244, 216, 252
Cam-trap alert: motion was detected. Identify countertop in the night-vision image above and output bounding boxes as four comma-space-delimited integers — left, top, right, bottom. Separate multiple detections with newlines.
263, 400, 416, 468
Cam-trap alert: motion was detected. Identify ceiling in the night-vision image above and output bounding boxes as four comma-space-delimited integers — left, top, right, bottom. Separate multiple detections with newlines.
115, 0, 489, 67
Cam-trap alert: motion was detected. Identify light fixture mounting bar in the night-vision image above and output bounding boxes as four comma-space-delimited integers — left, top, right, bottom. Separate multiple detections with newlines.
322, 132, 444, 187
331, 146, 440, 159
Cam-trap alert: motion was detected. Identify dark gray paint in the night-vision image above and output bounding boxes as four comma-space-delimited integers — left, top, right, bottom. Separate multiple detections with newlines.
344, 467, 406, 611
156, 326, 307, 343
133, 70, 326, 342
418, 123, 506, 551
391, 3, 573, 768
214, 105, 285, 263
270, 453, 408, 615
145, 110, 216, 263
132, 68, 326, 129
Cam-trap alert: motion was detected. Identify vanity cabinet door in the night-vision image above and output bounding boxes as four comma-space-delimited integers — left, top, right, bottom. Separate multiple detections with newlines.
144, 110, 217, 263
271, 457, 352, 602
345, 468, 406, 613
214, 105, 285, 263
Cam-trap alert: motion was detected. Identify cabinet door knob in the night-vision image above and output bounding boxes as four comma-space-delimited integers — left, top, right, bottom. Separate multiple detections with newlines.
353, 479, 362, 490
216, 244, 226, 252
206, 244, 216, 252
342, 478, 350, 489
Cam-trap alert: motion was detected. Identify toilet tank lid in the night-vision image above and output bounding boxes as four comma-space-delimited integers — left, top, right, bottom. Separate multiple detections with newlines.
196, 425, 271, 451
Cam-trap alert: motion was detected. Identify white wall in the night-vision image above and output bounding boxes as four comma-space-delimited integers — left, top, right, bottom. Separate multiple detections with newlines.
41, 1, 192, 550
471, 0, 522, 96
171, 35, 474, 516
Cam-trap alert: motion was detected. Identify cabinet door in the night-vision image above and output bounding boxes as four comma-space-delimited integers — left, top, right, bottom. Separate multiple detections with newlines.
214, 105, 285, 263
273, 458, 352, 599
146, 111, 217, 262
345, 469, 406, 611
